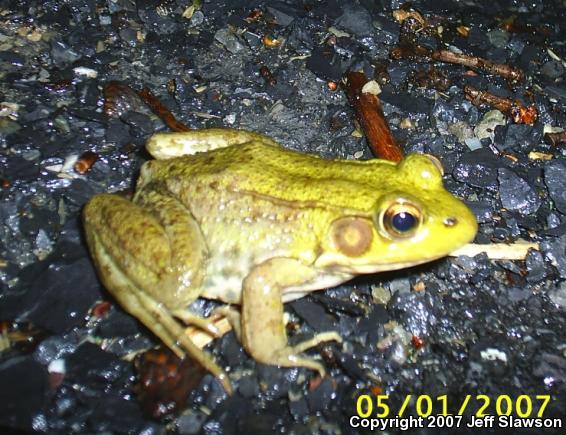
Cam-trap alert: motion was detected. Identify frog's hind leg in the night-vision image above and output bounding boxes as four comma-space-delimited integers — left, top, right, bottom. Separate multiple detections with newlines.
83, 192, 232, 393
87, 238, 232, 393
146, 128, 280, 159
240, 258, 343, 378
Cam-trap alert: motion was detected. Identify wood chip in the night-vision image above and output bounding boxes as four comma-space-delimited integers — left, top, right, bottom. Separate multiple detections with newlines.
450, 242, 539, 260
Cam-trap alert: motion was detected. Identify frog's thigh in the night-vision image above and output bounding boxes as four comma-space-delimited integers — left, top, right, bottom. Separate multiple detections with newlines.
133, 188, 210, 304
85, 192, 211, 321
146, 128, 280, 158
241, 258, 342, 377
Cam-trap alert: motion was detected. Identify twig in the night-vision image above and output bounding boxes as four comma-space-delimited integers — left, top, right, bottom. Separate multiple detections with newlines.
74, 151, 98, 174
342, 71, 404, 162
544, 131, 566, 147
390, 45, 524, 82
185, 316, 231, 349
464, 85, 538, 124
137, 87, 191, 132
103, 82, 191, 132
450, 242, 539, 260
259, 65, 277, 85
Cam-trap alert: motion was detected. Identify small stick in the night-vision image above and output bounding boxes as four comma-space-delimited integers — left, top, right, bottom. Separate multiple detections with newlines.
185, 316, 231, 349
432, 49, 524, 82
544, 131, 566, 147
74, 151, 99, 174
137, 87, 191, 132
464, 85, 538, 124
104, 82, 191, 132
450, 242, 539, 260
259, 65, 277, 85
390, 45, 524, 82
342, 71, 404, 162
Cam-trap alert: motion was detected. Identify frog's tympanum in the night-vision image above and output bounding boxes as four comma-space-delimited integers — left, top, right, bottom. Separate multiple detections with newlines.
83, 128, 477, 393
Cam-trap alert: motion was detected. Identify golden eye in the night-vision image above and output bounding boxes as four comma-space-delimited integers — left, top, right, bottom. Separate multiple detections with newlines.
379, 200, 422, 239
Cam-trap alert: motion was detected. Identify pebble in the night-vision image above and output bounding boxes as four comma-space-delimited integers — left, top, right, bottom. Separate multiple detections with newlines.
487, 29, 510, 48
214, 28, 246, 54
334, 3, 374, 36
498, 168, 541, 216
0, 356, 48, 430
541, 60, 564, 80
453, 148, 501, 188
289, 299, 336, 332
474, 109, 506, 141
544, 160, 566, 214
541, 234, 566, 278
50, 40, 81, 66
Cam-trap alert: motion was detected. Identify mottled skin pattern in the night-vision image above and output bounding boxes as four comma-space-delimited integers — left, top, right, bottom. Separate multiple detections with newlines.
83, 128, 477, 393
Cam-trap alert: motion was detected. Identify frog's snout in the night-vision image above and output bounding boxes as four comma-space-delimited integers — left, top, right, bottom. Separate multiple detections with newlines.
441, 207, 478, 246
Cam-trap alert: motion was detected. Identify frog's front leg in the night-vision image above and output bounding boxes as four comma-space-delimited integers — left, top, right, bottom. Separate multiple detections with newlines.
240, 258, 343, 377
83, 189, 232, 393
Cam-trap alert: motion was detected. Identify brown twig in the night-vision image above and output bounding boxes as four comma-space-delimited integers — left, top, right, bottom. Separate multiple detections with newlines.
103, 81, 144, 118
259, 65, 277, 85
390, 45, 524, 82
544, 131, 566, 147
464, 85, 538, 124
103, 82, 191, 132
74, 151, 99, 174
342, 71, 404, 162
137, 87, 191, 132
433, 49, 523, 82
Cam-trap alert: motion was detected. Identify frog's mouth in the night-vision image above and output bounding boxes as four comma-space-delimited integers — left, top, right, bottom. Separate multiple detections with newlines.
313, 254, 446, 275
282, 255, 445, 302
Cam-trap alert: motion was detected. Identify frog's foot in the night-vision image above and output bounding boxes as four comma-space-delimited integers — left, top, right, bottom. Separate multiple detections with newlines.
172, 309, 221, 337
240, 258, 342, 378
289, 332, 343, 354
146, 128, 280, 159
136, 292, 233, 394
91, 251, 233, 394
264, 332, 343, 378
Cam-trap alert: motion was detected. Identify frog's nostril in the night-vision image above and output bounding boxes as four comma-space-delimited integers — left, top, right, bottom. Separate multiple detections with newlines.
443, 217, 458, 227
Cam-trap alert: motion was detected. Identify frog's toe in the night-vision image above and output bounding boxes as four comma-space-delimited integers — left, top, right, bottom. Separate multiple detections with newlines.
289, 331, 343, 354
172, 309, 221, 337
265, 350, 327, 378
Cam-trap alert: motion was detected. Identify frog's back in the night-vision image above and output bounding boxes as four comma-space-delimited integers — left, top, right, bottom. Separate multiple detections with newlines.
141, 141, 404, 213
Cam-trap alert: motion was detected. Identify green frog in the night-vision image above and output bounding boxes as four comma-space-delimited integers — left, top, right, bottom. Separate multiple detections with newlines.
83, 128, 477, 393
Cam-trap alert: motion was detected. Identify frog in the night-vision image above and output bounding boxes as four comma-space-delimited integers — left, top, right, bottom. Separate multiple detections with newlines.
83, 128, 477, 394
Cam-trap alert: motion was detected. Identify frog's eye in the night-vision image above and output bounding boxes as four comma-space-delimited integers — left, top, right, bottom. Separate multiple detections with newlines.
379, 200, 422, 239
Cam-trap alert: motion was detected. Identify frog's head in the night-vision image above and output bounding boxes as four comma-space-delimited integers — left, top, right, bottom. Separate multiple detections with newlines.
314, 154, 478, 274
